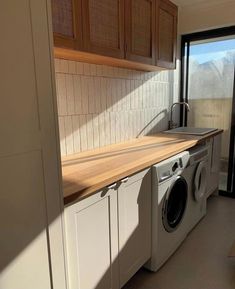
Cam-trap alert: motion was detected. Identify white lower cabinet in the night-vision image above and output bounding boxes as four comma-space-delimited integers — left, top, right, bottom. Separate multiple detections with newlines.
207, 134, 222, 197
118, 168, 152, 287
64, 188, 119, 289
64, 168, 151, 289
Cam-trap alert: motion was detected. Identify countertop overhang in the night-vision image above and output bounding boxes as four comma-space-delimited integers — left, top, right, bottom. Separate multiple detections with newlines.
62, 129, 223, 205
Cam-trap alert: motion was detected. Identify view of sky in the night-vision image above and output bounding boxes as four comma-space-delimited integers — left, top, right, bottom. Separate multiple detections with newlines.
189, 38, 235, 64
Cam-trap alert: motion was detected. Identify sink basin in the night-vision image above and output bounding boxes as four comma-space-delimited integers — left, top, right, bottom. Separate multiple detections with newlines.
164, 127, 217, 136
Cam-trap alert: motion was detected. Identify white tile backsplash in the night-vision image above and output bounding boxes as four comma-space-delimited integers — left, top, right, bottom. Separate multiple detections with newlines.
55, 59, 179, 156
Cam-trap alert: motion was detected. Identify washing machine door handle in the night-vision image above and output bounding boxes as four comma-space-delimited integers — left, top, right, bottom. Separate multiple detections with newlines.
194, 160, 207, 202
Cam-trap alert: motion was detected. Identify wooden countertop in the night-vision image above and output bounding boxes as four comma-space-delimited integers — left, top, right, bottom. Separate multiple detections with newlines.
62, 130, 223, 205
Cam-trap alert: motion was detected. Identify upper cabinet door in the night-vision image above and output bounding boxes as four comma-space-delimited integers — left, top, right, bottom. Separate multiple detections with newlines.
51, 0, 82, 49
82, 0, 125, 58
125, 0, 155, 65
156, 0, 178, 69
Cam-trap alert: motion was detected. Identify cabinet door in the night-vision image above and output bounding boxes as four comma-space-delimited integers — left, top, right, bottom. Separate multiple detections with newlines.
125, 0, 155, 65
64, 188, 119, 289
82, 0, 124, 58
118, 168, 151, 287
156, 0, 178, 69
207, 135, 222, 197
51, 0, 82, 49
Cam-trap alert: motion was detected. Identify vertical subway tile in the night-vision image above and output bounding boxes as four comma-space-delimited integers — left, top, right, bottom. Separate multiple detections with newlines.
73, 75, 82, 114
86, 114, 94, 150
98, 112, 106, 147
142, 83, 147, 109
100, 77, 107, 112
76, 62, 84, 75
64, 116, 74, 155
68, 61, 76, 74
92, 114, 100, 148
110, 112, 116, 144
136, 111, 140, 138
121, 79, 127, 111
60, 59, 69, 73
119, 111, 125, 142
54, 59, 60, 73
124, 112, 129, 140
58, 116, 66, 156
89, 64, 97, 76
111, 79, 118, 112
106, 78, 112, 112
66, 74, 75, 115
81, 76, 89, 113
83, 63, 91, 75
72, 115, 81, 153
104, 112, 111, 146
56, 73, 67, 116
96, 64, 103, 77
130, 80, 135, 110
128, 111, 134, 139
125, 80, 131, 111
94, 77, 101, 113
79, 115, 88, 151
116, 79, 122, 112
88, 76, 96, 114
115, 112, 121, 143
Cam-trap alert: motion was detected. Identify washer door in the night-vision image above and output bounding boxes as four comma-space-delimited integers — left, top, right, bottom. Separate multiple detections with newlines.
162, 176, 188, 233
194, 161, 207, 202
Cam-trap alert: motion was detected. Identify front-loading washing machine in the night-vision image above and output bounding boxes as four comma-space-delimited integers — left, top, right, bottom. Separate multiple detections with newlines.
182, 144, 209, 233
145, 151, 190, 272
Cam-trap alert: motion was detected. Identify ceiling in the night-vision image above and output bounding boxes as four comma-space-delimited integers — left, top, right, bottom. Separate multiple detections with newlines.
171, 0, 230, 7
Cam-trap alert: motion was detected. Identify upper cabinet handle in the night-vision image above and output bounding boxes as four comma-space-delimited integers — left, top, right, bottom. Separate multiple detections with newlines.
121, 177, 129, 183
108, 183, 117, 189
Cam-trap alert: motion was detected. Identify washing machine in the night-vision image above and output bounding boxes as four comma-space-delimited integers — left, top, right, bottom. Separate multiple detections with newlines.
182, 144, 209, 233
145, 151, 190, 272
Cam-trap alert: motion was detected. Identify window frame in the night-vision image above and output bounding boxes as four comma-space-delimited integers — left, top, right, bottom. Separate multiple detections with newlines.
180, 26, 235, 197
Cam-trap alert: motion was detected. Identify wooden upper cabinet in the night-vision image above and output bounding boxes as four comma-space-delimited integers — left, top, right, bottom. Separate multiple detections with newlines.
156, 0, 178, 69
52, 0, 178, 70
51, 0, 82, 49
125, 0, 155, 65
82, 0, 125, 58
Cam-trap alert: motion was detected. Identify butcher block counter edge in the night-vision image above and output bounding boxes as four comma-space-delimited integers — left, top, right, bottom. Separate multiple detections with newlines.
62, 130, 223, 205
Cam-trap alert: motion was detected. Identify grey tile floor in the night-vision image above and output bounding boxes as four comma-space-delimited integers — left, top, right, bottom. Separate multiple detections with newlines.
123, 195, 235, 289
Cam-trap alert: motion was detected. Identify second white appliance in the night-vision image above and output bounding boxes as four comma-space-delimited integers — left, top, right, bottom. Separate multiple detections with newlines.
182, 144, 209, 233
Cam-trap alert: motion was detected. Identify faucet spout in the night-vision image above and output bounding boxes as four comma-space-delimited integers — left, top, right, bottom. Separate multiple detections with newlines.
169, 102, 190, 129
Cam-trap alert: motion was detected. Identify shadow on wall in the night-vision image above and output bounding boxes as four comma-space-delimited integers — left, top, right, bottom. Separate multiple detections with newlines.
55, 59, 179, 156
136, 109, 168, 138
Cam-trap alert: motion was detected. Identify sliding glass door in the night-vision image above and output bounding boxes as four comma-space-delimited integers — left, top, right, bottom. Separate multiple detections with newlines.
181, 27, 235, 196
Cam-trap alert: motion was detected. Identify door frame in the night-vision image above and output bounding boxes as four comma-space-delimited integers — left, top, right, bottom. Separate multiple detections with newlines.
180, 25, 235, 197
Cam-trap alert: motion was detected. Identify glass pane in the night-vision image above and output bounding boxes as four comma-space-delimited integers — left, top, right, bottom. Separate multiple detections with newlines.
187, 37, 235, 191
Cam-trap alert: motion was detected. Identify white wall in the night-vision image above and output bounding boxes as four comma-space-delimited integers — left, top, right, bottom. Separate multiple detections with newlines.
55, 59, 180, 156
178, 0, 235, 34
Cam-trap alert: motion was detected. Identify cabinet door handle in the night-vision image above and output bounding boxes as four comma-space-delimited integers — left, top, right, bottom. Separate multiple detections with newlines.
108, 183, 117, 189
121, 177, 129, 183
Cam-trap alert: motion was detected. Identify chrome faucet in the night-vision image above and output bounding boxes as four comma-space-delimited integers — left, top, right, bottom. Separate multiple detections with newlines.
169, 102, 190, 129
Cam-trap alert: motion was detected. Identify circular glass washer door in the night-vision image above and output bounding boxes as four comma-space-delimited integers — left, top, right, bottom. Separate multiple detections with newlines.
162, 176, 188, 233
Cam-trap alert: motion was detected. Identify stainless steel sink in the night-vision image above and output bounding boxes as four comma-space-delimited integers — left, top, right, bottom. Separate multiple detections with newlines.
164, 127, 217, 136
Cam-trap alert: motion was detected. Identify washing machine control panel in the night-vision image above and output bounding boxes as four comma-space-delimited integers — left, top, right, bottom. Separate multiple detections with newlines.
155, 151, 190, 183
158, 158, 183, 183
